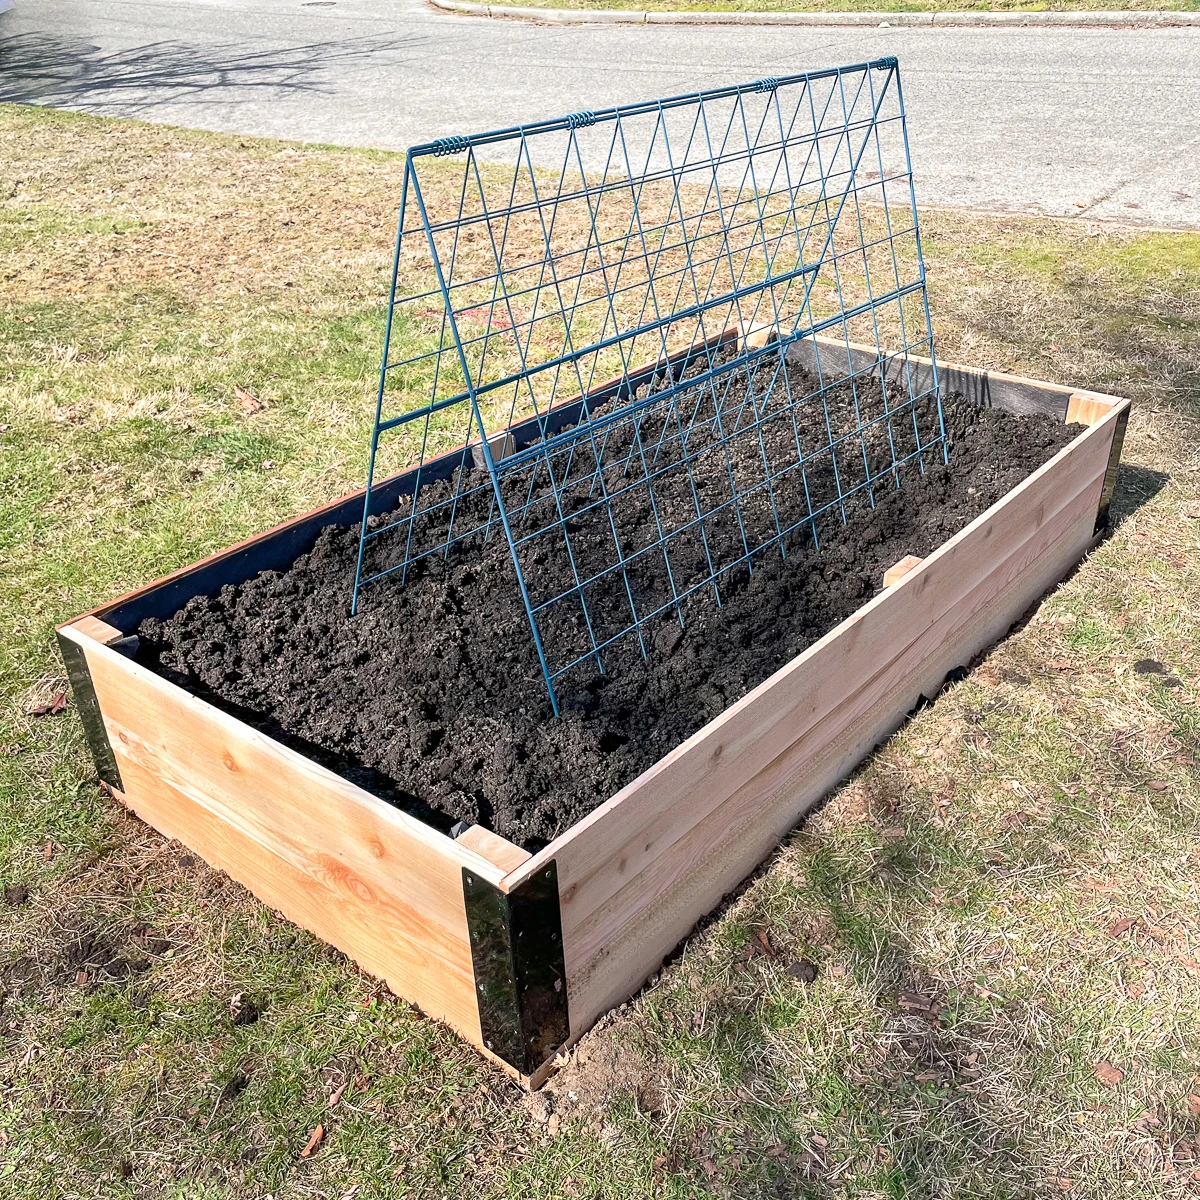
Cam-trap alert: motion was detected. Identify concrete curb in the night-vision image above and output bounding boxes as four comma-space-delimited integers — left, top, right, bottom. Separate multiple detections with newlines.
428, 0, 1200, 26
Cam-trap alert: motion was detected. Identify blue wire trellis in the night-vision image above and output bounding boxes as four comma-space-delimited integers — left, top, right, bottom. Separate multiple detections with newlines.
352, 57, 945, 716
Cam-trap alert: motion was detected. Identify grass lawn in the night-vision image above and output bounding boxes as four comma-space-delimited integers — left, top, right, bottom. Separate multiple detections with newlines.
2, 101, 1199, 1199
483, 0, 1200, 15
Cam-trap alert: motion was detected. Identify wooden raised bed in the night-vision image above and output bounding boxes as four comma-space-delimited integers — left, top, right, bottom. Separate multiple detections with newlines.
58, 339, 1130, 1088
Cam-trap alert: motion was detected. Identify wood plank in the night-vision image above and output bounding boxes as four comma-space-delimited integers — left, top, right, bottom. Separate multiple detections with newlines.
471, 430, 516, 470
62, 628, 503, 1047
71, 615, 125, 645
883, 555, 923, 588
112, 750, 482, 1010
456, 825, 531, 874
511, 404, 1119, 899
737, 320, 776, 352
506, 402, 1127, 1036
563, 465, 1102, 985
61, 331, 1132, 1082
789, 336, 1126, 422
563, 477, 1103, 1034
1066, 392, 1118, 427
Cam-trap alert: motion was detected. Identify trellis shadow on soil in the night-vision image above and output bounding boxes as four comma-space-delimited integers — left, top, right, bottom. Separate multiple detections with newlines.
353, 58, 947, 714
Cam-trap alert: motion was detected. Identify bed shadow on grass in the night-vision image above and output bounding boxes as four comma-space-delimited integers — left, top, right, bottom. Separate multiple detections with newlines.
1108, 461, 1171, 529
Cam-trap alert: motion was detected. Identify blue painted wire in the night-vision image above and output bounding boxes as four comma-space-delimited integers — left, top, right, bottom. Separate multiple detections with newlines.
351, 58, 943, 714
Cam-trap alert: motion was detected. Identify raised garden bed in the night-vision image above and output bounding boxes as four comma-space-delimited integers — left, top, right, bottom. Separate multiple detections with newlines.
58, 337, 1129, 1086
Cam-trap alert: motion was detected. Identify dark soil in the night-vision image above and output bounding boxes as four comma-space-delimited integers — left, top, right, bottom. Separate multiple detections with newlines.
137, 365, 1080, 850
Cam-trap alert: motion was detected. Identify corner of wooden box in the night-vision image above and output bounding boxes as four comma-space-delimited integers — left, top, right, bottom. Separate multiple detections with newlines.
461, 857, 570, 1082
1097, 400, 1130, 536
56, 617, 128, 794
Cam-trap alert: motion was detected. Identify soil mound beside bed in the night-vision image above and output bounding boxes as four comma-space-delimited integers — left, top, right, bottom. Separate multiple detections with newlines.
137, 379, 1081, 850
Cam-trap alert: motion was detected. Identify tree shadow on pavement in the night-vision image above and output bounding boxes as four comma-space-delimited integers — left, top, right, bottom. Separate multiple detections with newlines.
0, 31, 425, 111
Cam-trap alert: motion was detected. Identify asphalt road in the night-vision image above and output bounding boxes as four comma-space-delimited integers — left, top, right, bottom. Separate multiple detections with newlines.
2, 0, 1198, 226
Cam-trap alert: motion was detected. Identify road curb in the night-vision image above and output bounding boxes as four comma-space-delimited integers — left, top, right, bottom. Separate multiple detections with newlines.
428, 0, 1200, 26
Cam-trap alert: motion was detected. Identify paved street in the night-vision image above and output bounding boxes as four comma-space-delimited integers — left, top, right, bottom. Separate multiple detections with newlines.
2, 0, 1198, 226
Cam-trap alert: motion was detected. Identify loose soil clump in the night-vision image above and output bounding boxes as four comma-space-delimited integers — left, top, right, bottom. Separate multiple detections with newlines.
138, 365, 1080, 849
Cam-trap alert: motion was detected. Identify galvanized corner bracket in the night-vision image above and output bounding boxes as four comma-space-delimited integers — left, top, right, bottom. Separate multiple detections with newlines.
56, 630, 124, 792
462, 859, 569, 1077
1095, 405, 1130, 534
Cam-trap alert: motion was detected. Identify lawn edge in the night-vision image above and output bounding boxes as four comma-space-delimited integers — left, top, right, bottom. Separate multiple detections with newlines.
429, 0, 1200, 25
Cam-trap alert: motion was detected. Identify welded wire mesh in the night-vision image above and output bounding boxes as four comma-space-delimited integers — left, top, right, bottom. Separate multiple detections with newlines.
353, 57, 945, 715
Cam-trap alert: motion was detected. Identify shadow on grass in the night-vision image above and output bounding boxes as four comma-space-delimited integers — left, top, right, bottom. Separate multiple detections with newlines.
0, 31, 426, 111
1109, 462, 1171, 529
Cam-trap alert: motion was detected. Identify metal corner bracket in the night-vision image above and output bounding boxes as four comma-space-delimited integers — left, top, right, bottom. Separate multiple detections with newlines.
57, 630, 124, 793
462, 858, 569, 1077
1095, 405, 1130, 534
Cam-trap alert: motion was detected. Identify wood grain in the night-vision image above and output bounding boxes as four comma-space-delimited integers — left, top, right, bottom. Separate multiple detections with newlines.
456, 825, 531, 873
63, 343, 1131, 1083
1066, 392, 1119, 428
883, 555, 923, 588
71, 615, 125, 645
788, 337, 1126, 422
61, 628, 504, 1047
